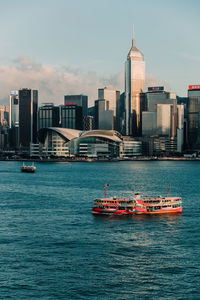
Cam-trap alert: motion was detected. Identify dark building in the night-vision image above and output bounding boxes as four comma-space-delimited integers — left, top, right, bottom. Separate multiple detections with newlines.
19, 88, 38, 149
61, 104, 83, 130
177, 96, 188, 150
38, 103, 60, 129
188, 85, 200, 150
88, 106, 95, 118
64, 95, 88, 117
83, 116, 94, 130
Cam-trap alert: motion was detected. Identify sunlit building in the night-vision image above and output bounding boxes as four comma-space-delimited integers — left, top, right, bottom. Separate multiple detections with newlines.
98, 88, 120, 131
124, 32, 145, 136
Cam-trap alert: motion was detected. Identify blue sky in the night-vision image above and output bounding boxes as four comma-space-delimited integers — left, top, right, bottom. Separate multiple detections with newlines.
0, 0, 199, 105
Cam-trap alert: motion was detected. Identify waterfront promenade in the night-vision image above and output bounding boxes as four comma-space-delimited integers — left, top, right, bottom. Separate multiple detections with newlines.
0, 156, 200, 163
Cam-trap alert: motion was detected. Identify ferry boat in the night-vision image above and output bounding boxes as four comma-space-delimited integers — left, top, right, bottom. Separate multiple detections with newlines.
92, 184, 182, 215
21, 162, 36, 173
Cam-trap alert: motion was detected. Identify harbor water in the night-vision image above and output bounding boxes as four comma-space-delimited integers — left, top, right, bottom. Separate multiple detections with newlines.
0, 161, 199, 299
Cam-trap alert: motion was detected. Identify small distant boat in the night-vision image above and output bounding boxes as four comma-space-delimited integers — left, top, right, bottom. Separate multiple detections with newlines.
92, 184, 182, 215
21, 162, 36, 173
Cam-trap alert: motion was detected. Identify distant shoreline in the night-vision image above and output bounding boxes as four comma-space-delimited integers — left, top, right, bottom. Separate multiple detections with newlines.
0, 157, 200, 163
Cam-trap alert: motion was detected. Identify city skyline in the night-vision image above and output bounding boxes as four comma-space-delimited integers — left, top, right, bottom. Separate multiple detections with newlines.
0, 0, 200, 105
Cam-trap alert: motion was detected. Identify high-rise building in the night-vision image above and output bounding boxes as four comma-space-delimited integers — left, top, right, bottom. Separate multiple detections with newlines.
188, 85, 200, 150
124, 31, 145, 136
19, 88, 38, 149
9, 91, 19, 149
98, 88, 120, 131
177, 104, 184, 153
83, 116, 94, 131
94, 99, 113, 130
157, 104, 172, 136
141, 87, 176, 137
0, 105, 9, 128
61, 104, 83, 130
9, 91, 19, 128
142, 87, 174, 112
38, 103, 60, 129
119, 92, 125, 134
64, 95, 88, 117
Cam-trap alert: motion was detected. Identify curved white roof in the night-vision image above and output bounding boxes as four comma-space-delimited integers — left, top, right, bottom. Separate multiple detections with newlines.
38, 128, 122, 143
80, 130, 122, 142
48, 127, 81, 140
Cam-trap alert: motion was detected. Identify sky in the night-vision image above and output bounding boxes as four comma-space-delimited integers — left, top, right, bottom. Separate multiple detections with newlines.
0, 0, 200, 106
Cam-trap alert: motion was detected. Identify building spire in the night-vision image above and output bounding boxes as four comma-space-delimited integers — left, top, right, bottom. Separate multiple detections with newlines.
132, 24, 135, 47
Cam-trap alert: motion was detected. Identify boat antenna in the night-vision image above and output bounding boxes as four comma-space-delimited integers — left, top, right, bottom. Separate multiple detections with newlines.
167, 184, 171, 197
104, 184, 109, 198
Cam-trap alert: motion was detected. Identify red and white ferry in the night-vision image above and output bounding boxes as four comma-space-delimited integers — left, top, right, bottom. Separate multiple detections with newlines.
92, 184, 182, 215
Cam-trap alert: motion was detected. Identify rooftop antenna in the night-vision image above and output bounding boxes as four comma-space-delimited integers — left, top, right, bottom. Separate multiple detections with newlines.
104, 184, 109, 198
132, 24, 135, 47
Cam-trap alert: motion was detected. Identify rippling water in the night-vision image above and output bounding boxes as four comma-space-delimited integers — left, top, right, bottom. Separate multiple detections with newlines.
0, 161, 199, 299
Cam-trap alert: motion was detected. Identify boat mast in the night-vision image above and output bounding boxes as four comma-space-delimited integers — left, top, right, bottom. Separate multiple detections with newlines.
104, 184, 109, 198
167, 184, 171, 197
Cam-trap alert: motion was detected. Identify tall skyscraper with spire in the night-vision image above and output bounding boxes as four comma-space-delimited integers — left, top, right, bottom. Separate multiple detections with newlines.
124, 27, 145, 136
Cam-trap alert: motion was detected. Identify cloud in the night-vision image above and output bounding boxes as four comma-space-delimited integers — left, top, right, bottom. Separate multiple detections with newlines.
145, 74, 171, 91
0, 56, 171, 107
0, 56, 123, 106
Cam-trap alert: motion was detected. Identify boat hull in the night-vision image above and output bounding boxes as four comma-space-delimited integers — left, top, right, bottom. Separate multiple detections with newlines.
92, 207, 136, 215
93, 206, 183, 215
21, 168, 36, 173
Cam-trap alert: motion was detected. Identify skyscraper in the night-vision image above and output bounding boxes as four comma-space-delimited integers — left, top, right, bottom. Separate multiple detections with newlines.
98, 88, 120, 131
9, 91, 19, 128
188, 85, 200, 149
94, 99, 113, 130
19, 88, 38, 149
64, 95, 88, 117
124, 29, 145, 136
61, 104, 83, 130
38, 103, 60, 129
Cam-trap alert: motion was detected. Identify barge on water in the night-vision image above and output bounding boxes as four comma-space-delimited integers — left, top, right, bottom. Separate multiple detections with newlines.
21, 163, 36, 173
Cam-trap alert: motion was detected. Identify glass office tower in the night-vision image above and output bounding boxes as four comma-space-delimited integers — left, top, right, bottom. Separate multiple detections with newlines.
188, 85, 200, 149
19, 88, 38, 148
124, 35, 145, 136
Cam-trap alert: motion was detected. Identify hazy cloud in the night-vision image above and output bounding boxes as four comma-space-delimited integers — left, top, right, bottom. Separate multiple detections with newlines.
145, 74, 171, 91
0, 56, 170, 106
0, 56, 123, 106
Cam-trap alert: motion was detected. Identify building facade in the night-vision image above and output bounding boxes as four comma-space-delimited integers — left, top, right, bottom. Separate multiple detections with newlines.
94, 99, 113, 130
60, 104, 83, 130
188, 85, 200, 150
38, 128, 122, 158
9, 91, 19, 128
64, 94, 88, 117
124, 34, 145, 136
98, 88, 120, 131
18, 88, 38, 150
38, 103, 60, 129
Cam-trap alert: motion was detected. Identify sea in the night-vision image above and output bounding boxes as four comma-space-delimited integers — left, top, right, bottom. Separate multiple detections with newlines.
0, 160, 199, 299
